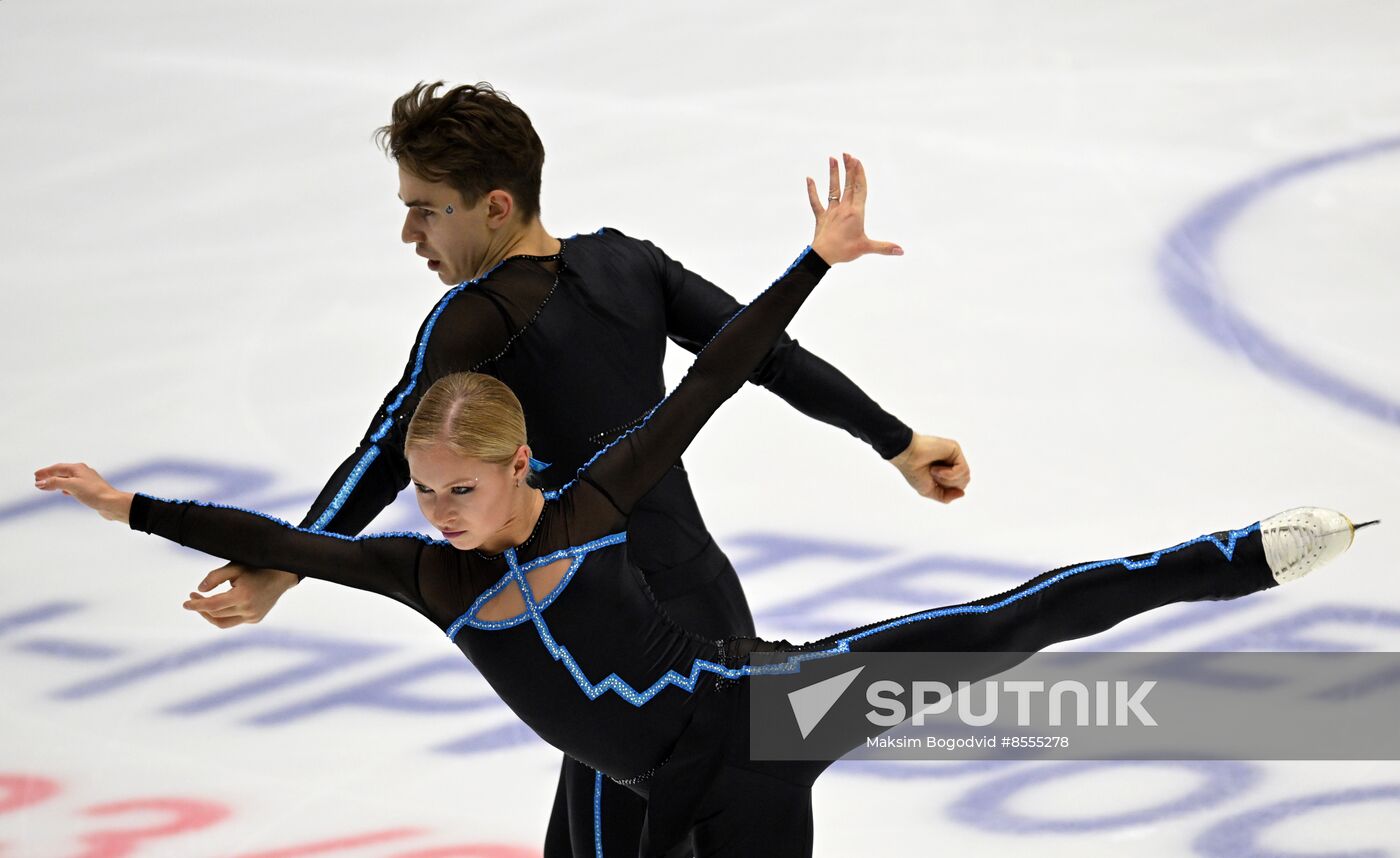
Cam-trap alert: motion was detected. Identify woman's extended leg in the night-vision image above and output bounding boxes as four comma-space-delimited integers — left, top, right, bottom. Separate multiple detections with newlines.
672, 511, 1367, 856
838, 521, 1273, 656
733, 509, 1367, 792
829, 507, 1367, 657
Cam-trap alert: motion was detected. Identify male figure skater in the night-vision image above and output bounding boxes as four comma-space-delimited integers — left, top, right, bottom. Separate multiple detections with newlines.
180, 82, 970, 856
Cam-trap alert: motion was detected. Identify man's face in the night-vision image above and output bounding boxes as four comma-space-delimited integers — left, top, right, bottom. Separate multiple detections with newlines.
398, 165, 489, 285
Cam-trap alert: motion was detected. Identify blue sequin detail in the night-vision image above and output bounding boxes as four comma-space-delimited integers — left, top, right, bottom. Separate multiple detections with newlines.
557, 246, 814, 496
593, 769, 604, 858
467, 540, 737, 708
529, 456, 551, 473
455, 572, 531, 632
729, 522, 1266, 680
307, 261, 509, 531
137, 493, 449, 545
453, 523, 1262, 706
446, 532, 629, 638
309, 446, 380, 531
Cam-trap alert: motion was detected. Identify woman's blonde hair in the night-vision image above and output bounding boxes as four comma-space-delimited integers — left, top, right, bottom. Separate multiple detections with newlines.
406, 372, 527, 465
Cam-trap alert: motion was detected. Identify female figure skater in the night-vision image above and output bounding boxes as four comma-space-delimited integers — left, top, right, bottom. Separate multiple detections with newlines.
36, 156, 1367, 857
204, 81, 966, 856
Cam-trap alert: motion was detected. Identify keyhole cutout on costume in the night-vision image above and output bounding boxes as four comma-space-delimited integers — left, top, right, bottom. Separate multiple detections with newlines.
476, 557, 574, 622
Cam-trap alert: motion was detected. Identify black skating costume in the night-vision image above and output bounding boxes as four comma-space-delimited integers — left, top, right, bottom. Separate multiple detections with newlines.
295, 228, 912, 855
131, 248, 1277, 856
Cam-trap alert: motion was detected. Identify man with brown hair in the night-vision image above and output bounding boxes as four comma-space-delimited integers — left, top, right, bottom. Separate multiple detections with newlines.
182, 81, 969, 856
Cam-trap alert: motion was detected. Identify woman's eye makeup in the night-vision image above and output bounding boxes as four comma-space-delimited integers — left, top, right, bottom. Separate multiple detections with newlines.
412, 483, 475, 495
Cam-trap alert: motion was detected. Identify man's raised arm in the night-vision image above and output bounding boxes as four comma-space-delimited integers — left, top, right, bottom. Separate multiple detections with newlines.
640, 217, 970, 503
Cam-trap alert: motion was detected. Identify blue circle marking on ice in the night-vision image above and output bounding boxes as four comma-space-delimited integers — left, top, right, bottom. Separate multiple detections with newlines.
1158, 135, 1400, 427
1193, 783, 1400, 858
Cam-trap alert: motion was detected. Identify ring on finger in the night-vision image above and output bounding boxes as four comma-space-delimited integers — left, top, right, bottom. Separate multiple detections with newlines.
827, 193, 839, 202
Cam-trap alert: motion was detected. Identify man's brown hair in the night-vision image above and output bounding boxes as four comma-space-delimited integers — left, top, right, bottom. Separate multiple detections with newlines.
376, 81, 545, 219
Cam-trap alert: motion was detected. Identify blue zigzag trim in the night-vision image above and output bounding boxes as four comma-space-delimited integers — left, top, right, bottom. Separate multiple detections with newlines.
556, 246, 814, 496
309, 261, 509, 532
734, 522, 1266, 678
137, 493, 449, 545
474, 523, 1261, 707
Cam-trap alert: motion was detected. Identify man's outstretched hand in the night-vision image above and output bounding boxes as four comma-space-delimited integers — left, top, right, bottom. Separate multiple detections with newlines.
890, 434, 970, 503
184, 563, 299, 629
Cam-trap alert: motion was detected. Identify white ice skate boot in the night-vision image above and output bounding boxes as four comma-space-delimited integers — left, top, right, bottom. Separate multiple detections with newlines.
1259, 508, 1378, 584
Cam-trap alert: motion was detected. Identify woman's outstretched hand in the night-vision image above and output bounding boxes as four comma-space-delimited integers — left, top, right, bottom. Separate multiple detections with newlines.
807, 153, 903, 265
34, 463, 133, 524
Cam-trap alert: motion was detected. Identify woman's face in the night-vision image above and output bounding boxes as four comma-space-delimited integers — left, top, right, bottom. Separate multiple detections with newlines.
407, 442, 520, 550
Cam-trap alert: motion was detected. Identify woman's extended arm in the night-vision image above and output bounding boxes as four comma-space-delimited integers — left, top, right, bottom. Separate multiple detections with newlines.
571, 155, 902, 521
34, 463, 431, 612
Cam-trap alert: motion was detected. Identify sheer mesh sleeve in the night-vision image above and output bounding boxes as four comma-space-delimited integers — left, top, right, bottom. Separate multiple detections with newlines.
640, 233, 913, 460
567, 248, 830, 529
299, 265, 557, 537
132, 493, 434, 614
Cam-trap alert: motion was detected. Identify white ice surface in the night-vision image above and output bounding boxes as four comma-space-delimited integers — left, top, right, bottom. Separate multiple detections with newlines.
2, 2, 1398, 855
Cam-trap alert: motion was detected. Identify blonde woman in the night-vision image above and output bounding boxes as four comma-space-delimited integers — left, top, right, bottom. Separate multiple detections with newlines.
36, 156, 1368, 857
